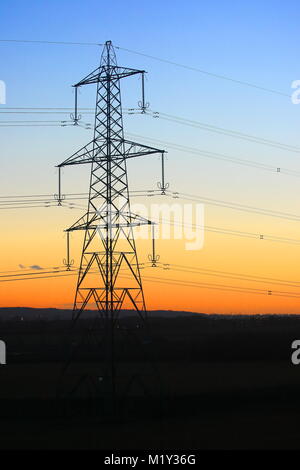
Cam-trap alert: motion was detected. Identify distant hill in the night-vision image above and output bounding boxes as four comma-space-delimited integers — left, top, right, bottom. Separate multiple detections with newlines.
0, 307, 202, 321
0, 307, 300, 322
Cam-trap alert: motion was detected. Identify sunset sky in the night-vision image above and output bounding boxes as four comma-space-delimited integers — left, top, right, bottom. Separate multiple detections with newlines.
1, 0, 300, 313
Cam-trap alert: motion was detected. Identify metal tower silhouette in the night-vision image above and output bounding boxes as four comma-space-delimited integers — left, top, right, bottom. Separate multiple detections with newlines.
57, 40, 165, 400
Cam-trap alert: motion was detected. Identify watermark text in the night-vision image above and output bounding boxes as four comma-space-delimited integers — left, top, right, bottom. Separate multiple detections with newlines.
0, 80, 6, 104
0, 340, 6, 365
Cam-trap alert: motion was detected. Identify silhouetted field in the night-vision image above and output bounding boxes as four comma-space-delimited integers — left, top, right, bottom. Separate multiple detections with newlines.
1, 312, 300, 449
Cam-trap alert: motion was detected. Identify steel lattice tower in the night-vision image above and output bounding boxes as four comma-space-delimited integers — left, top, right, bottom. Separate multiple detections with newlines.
57, 41, 164, 401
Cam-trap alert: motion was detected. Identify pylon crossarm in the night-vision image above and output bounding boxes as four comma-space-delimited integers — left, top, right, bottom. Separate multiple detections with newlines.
74, 66, 145, 87
57, 139, 106, 167
125, 212, 152, 227
65, 212, 97, 232
123, 138, 166, 159
58, 139, 165, 168
67, 211, 152, 232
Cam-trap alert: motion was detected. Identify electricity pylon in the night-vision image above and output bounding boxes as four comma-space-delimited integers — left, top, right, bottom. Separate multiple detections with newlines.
57, 41, 165, 404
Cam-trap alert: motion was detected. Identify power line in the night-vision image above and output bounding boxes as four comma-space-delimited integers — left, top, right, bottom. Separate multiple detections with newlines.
2, 105, 298, 156
0, 124, 72, 128
0, 120, 74, 126
165, 190, 300, 222
0, 266, 63, 274
0, 190, 156, 202
0, 39, 288, 97
1, 193, 300, 245
0, 107, 132, 112
115, 273, 300, 300
115, 45, 289, 98
0, 200, 56, 205
0, 39, 102, 46
0, 107, 93, 110
146, 110, 300, 154
0, 204, 58, 210
0, 202, 85, 210
155, 217, 300, 245
140, 274, 300, 299
0, 111, 94, 115
158, 263, 300, 288
60, 196, 300, 223
0, 273, 77, 283
199, 224, 300, 245
2, 268, 300, 301
127, 132, 300, 178
1, 260, 299, 302
0, 269, 70, 279
0, 193, 77, 199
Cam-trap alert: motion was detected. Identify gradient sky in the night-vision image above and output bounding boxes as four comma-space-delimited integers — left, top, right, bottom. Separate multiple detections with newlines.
1, 0, 300, 313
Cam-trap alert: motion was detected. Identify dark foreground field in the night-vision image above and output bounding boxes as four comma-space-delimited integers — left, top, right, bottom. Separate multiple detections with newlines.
1, 311, 300, 449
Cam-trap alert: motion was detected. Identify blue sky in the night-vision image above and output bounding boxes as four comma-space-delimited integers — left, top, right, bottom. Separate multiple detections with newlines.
1, 2, 299, 195
0, 1, 299, 206
1, 0, 300, 311
1, 0, 300, 194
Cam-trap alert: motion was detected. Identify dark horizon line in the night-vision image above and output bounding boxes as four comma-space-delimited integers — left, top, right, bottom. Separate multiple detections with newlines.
1, 306, 300, 318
